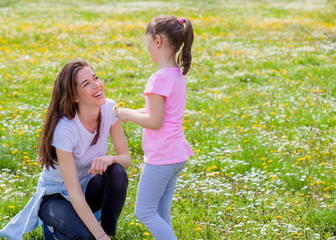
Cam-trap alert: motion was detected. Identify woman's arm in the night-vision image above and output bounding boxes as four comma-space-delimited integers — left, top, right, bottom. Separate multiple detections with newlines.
88, 120, 132, 175
57, 148, 109, 240
115, 93, 164, 130
87, 120, 131, 176
109, 119, 131, 169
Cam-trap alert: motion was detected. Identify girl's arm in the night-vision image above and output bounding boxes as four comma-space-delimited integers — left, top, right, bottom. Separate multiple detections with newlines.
136, 108, 146, 114
116, 94, 164, 130
88, 120, 131, 175
57, 148, 110, 240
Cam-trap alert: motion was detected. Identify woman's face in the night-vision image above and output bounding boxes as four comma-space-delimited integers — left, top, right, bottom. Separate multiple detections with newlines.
75, 66, 106, 107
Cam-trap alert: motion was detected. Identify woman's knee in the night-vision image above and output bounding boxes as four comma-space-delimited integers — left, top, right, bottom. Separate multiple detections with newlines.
106, 163, 126, 175
105, 163, 128, 187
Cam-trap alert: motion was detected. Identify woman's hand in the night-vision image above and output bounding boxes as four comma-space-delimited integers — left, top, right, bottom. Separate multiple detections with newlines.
88, 155, 114, 175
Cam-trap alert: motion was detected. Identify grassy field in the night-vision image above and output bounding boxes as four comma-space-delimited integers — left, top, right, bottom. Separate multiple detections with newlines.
1, 0, 336, 239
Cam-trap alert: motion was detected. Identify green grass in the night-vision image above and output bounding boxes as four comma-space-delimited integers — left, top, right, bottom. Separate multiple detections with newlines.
1, 0, 336, 239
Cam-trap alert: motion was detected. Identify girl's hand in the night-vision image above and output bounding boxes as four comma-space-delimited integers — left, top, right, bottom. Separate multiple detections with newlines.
88, 155, 114, 175
115, 108, 130, 122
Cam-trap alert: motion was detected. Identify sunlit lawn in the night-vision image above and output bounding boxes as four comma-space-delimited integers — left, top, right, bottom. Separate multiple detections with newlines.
1, 0, 336, 239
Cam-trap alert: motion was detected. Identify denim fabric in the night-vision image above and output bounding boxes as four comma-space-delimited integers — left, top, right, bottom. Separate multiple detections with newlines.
38, 163, 128, 239
0, 172, 60, 240
135, 161, 186, 240
39, 193, 94, 240
0, 163, 128, 240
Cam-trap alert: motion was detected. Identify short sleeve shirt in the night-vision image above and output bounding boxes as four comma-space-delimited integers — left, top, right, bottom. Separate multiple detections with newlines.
45, 99, 118, 183
142, 67, 193, 165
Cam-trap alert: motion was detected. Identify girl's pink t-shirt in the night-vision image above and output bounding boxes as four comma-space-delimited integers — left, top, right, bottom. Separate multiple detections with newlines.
142, 67, 194, 165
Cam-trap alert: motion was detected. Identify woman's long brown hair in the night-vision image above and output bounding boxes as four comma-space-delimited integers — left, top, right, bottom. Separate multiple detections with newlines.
37, 58, 99, 170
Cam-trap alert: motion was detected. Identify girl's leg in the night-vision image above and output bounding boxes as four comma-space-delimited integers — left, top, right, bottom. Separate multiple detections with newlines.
85, 163, 128, 236
135, 161, 186, 240
157, 161, 186, 227
38, 193, 95, 240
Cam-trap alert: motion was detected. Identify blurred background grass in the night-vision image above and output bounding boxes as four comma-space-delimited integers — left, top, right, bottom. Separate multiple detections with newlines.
1, 0, 336, 239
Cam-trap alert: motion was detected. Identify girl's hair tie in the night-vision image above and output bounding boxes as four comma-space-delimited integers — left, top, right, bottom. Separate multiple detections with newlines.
178, 18, 184, 25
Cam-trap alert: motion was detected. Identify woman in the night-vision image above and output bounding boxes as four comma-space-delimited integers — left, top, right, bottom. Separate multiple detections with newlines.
0, 58, 131, 240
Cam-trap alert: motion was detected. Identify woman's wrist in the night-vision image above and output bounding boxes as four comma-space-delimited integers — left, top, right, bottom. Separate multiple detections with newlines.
97, 232, 107, 240
107, 155, 115, 165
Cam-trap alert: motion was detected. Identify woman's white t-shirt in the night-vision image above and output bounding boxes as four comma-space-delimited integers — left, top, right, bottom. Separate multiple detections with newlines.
44, 99, 118, 189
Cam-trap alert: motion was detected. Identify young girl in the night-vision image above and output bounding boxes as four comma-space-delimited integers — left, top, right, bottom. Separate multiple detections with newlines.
0, 59, 131, 240
115, 15, 194, 239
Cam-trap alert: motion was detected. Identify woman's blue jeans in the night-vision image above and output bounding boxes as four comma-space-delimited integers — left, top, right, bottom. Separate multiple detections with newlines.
38, 163, 128, 240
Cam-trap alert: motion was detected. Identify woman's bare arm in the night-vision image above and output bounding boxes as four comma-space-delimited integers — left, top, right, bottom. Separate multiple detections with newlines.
57, 148, 109, 240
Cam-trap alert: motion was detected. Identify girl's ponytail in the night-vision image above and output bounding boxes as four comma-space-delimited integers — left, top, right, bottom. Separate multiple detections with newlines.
146, 15, 194, 75
177, 18, 194, 75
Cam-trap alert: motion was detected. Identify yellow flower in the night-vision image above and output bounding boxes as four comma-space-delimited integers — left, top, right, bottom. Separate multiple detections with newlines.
144, 232, 150, 236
